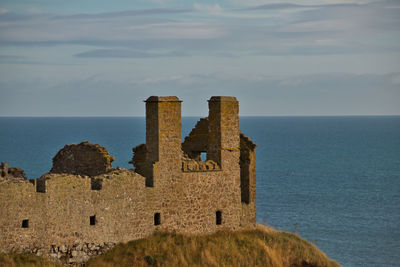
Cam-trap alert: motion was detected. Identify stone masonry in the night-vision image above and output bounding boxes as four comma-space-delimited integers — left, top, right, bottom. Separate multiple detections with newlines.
50, 141, 115, 177
0, 96, 257, 265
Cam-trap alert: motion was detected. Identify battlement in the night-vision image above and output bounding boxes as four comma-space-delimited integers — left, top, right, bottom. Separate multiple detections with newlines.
0, 96, 256, 265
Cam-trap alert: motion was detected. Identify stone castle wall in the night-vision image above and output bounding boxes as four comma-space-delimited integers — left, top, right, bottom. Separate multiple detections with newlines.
0, 96, 256, 265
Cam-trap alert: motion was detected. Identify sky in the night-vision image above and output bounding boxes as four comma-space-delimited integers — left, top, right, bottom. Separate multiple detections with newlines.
0, 0, 399, 116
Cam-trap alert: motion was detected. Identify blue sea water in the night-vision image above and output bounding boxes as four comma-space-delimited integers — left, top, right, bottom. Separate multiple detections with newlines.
0, 116, 399, 267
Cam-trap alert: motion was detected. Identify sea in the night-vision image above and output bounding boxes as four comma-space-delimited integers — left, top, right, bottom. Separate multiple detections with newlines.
0, 116, 399, 267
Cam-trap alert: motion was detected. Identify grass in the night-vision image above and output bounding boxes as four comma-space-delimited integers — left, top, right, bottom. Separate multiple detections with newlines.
0, 225, 340, 267
0, 253, 60, 267
87, 224, 340, 267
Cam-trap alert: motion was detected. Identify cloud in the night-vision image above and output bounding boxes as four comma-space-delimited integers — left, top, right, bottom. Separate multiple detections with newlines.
243, 2, 361, 11
0, 55, 23, 60
193, 3, 223, 14
391, 74, 400, 85
0, 0, 398, 62
51, 8, 191, 20
230, 0, 374, 7
75, 49, 187, 58
0, 0, 398, 118
132, 21, 225, 39
0, 54, 51, 65
1, 72, 399, 116
0, 10, 224, 44
0, 55, 29, 64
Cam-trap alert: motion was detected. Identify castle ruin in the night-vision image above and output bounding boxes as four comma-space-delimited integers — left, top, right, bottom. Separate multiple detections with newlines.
0, 96, 256, 264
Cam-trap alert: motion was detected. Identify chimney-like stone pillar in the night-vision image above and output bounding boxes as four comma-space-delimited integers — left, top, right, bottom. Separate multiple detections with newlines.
145, 96, 182, 163
207, 96, 240, 168
145, 96, 182, 186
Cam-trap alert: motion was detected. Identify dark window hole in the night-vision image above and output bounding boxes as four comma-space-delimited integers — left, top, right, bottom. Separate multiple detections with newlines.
90, 215, 96, 226
154, 213, 161, 226
216, 211, 222, 225
22, 219, 29, 228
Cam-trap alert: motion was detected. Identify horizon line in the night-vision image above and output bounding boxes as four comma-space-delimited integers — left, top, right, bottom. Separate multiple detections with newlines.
1, 115, 400, 118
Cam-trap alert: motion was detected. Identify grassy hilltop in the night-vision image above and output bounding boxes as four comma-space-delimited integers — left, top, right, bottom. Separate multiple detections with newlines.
0, 253, 60, 267
0, 225, 339, 267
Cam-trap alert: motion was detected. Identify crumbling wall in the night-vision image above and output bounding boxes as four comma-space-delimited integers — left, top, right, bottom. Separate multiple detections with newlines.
0, 162, 26, 180
182, 118, 209, 160
129, 144, 153, 186
239, 133, 257, 227
0, 169, 152, 265
177, 96, 244, 234
0, 95, 257, 265
50, 141, 114, 177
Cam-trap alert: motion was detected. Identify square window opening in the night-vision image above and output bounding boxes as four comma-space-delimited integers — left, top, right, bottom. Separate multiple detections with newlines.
90, 215, 96, 226
154, 213, 161, 226
200, 152, 207, 161
21, 219, 29, 228
216, 211, 222, 225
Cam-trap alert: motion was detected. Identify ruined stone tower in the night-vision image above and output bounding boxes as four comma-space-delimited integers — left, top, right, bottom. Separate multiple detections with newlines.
0, 96, 256, 264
